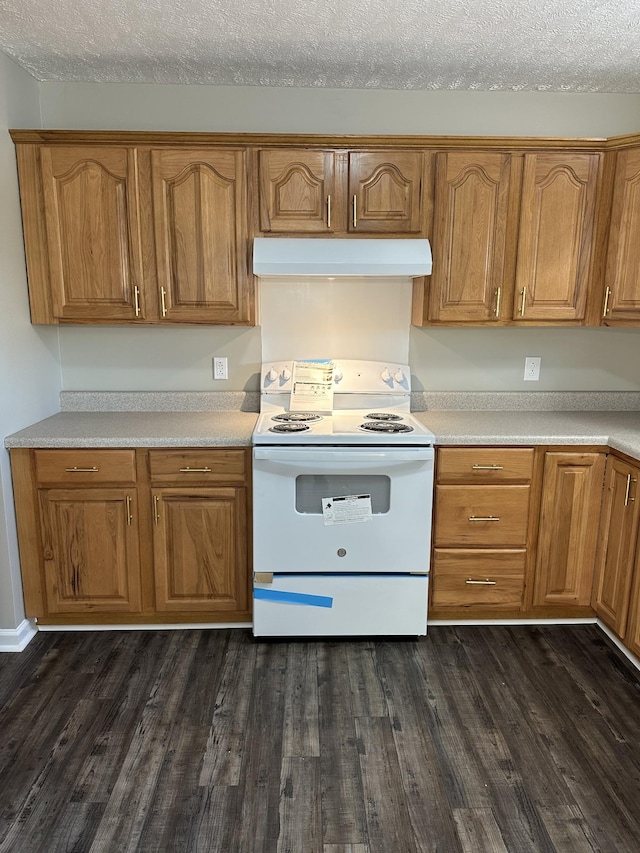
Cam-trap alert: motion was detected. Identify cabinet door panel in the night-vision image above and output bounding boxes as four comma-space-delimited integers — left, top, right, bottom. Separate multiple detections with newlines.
153, 488, 248, 612
592, 457, 640, 637
514, 153, 599, 322
152, 149, 251, 323
534, 452, 605, 607
39, 488, 141, 614
429, 152, 512, 322
348, 152, 423, 233
603, 148, 640, 323
40, 146, 144, 321
625, 548, 640, 657
258, 149, 343, 232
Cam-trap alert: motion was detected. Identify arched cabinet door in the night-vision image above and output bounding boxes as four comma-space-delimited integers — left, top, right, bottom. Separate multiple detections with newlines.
602, 148, 640, 324
427, 151, 513, 323
151, 148, 252, 324
348, 151, 425, 233
40, 146, 145, 322
513, 152, 600, 323
258, 149, 343, 233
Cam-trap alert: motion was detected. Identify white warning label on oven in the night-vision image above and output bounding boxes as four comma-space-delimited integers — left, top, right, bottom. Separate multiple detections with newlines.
322, 494, 372, 526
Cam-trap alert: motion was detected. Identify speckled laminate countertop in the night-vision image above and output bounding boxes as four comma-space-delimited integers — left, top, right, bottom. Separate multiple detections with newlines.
5, 408, 640, 460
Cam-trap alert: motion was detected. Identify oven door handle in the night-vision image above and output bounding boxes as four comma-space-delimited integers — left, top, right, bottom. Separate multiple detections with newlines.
253, 448, 434, 463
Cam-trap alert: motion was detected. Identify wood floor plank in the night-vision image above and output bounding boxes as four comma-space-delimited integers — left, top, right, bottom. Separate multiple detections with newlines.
452, 808, 509, 853
537, 805, 604, 853
235, 641, 289, 853
190, 785, 240, 853
355, 715, 418, 853
277, 756, 322, 852
198, 631, 258, 787
317, 642, 368, 846
282, 641, 320, 758
346, 640, 387, 718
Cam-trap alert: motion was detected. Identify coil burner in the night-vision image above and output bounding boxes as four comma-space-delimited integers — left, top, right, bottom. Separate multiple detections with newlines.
358, 421, 414, 434
269, 423, 311, 433
272, 412, 322, 423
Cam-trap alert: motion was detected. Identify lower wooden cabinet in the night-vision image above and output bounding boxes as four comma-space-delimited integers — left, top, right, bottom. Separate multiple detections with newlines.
592, 455, 640, 638
39, 487, 141, 614
533, 451, 605, 607
10, 447, 251, 624
625, 561, 640, 657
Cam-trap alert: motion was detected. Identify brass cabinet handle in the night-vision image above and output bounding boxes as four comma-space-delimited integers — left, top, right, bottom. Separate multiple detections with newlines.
468, 516, 500, 522
352, 194, 357, 228
327, 194, 332, 228
153, 495, 160, 525
160, 286, 168, 318
519, 286, 527, 317
602, 286, 612, 318
64, 466, 99, 473
134, 285, 141, 318
179, 466, 212, 473
494, 286, 502, 319
126, 495, 133, 526
466, 578, 497, 585
472, 465, 504, 470
624, 474, 637, 506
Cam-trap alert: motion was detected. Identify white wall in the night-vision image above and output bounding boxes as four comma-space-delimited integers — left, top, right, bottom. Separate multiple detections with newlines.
37, 82, 640, 394
0, 55, 61, 631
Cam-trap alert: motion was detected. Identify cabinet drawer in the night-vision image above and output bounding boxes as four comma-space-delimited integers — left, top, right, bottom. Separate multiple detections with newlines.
432, 549, 525, 608
434, 484, 530, 546
437, 448, 534, 482
35, 450, 136, 484
149, 449, 247, 483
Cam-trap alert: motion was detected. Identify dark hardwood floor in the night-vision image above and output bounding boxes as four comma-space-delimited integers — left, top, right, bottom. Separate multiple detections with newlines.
0, 625, 639, 852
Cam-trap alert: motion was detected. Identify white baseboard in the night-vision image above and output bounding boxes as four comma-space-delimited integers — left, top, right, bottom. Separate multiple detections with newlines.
36, 622, 252, 632
427, 617, 598, 627
597, 620, 640, 673
0, 619, 38, 652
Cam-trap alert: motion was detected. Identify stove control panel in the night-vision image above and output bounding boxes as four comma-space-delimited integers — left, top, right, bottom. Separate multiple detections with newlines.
261, 359, 411, 394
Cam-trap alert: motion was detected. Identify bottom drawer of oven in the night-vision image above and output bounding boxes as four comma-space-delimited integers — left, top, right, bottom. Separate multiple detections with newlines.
253, 573, 428, 637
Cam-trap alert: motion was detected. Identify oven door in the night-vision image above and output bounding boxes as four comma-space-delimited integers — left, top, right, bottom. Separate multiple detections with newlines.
253, 446, 434, 574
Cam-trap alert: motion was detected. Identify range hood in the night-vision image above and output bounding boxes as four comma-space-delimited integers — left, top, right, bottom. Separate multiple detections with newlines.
253, 237, 432, 277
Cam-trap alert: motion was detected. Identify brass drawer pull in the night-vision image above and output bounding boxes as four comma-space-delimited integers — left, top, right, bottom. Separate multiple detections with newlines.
352, 194, 357, 228
327, 194, 332, 228
471, 465, 504, 470
64, 466, 99, 473
179, 466, 212, 473
134, 285, 141, 317
519, 286, 527, 316
624, 474, 637, 507
468, 516, 500, 522
602, 285, 611, 318
153, 495, 160, 525
465, 578, 497, 586
160, 286, 168, 318
494, 286, 502, 319
126, 495, 133, 526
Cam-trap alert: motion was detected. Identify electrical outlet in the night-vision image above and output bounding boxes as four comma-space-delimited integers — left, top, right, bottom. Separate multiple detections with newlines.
524, 356, 541, 381
213, 357, 228, 380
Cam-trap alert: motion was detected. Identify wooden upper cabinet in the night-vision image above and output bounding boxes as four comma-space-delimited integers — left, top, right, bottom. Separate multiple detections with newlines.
258, 149, 344, 233
533, 451, 605, 608
348, 151, 424, 233
427, 152, 514, 322
513, 152, 600, 323
257, 148, 426, 235
39, 145, 145, 322
602, 148, 640, 324
151, 148, 252, 324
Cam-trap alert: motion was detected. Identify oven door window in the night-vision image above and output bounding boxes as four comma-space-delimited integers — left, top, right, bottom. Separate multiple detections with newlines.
295, 475, 391, 514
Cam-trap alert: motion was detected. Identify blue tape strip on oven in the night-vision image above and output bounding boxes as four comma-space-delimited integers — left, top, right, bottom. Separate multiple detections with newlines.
253, 588, 334, 608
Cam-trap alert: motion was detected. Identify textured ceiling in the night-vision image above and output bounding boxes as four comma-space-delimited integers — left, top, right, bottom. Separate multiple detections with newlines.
0, 0, 639, 92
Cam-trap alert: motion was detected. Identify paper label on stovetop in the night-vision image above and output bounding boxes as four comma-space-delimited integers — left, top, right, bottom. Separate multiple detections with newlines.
322, 494, 372, 526
290, 359, 334, 412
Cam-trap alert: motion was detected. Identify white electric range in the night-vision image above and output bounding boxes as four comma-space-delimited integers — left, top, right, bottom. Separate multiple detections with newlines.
251, 360, 435, 637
